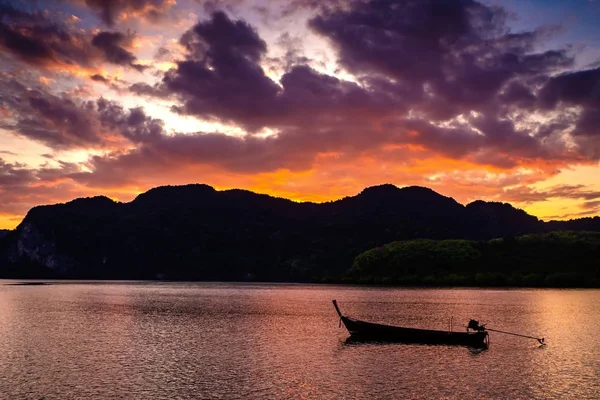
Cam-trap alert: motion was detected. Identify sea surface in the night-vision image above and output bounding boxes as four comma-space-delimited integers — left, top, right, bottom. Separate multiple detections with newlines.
0, 282, 598, 399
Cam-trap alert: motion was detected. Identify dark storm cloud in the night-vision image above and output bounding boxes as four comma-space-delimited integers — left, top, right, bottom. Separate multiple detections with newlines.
0, 3, 93, 68
0, 76, 164, 149
0, 77, 100, 148
539, 68, 600, 109
164, 11, 280, 128
310, 0, 475, 82
309, 0, 572, 114
0, 159, 36, 188
4, 0, 600, 196
75, 0, 175, 27
129, 82, 168, 97
538, 67, 600, 137
90, 74, 109, 82
499, 81, 537, 108
21, 95, 100, 147
91, 31, 146, 71
469, 113, 547, 158
400, 119, 484, 159
0, 157, 88, 216
95, 98, 165, 143
277, 65, 404, 123
572, 109, 600, 137
0, 4, 147, 72
138, 1, 590, 170
154, 11, 405, 130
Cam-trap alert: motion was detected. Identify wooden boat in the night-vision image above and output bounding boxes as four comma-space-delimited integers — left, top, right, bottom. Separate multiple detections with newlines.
333, 300, 488, 348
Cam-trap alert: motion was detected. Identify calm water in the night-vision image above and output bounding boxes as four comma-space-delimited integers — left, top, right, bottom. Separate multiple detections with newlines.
0, 282, 598, 399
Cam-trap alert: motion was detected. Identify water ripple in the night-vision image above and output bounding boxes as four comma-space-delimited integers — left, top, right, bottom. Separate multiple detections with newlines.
0, 282, 598, 399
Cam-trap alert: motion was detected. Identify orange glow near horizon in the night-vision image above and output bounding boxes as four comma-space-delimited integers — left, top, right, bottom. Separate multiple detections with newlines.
2, 155, 599, 230
0, 215, 20, 230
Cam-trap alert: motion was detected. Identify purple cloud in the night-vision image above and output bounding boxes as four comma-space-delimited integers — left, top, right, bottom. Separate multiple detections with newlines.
0, 76, 163, 149
539, 67, 600, 138
164, 11, 280, 128
90, 74, 109, 82
133, 2, 586, 170
91, 31, 146, 71
0, 4, 93, 68
3, 0, 600, 202
74, 0, 175, 27
310, 0, 572, 114
0, 4, 149, 73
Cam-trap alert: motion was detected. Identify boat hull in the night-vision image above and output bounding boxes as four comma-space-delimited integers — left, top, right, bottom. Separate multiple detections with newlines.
332, 300, 488, 348
340, 316, 488, 348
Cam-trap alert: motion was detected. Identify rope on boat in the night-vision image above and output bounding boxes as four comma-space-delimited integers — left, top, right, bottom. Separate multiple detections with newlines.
485, 328, 545, 345
468, 319, 545, 345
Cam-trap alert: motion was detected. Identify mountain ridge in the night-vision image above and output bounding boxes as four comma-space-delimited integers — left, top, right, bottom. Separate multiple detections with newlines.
12, 183, 589, 222
1, 183, 599, 281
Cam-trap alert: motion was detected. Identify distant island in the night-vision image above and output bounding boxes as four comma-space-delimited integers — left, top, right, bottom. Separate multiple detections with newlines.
1, 183, 599, 287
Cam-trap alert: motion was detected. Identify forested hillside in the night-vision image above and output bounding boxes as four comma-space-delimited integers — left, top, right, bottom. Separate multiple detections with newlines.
1, 184, 599, 285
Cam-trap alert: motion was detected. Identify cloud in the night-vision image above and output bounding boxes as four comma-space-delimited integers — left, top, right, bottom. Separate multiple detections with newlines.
544, 208, 600, 220
72, 0, 176, 27
163, 11, 280, 128
5, 1, 597, 172
303, 0, 589, 158
146, 11, 406, 132
0, 157, 104, 217
502, 184, 600, 203
129, 82, 169, 97
0, 159, 36, 189
270, 32, 311, 70
309, 1, 571, 90
538, 67, 600, 152
134, 2, 593, 172
91, 31, 147, 71
0, 4, 149, 74
582, 200, 600, 209
90, 74, 109, 82
95, 98, 165, 143
0, 77, 102, 149
539, 67, 600, 109
310, 1, 573, 116
0, 76, 162, 150
0, 3, 93, 69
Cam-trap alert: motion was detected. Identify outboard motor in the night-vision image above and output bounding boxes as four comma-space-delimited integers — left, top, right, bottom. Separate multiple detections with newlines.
467, 319, 486, 332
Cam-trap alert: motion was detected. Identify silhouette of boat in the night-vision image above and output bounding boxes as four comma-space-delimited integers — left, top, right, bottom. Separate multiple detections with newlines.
333, 300, 488, 348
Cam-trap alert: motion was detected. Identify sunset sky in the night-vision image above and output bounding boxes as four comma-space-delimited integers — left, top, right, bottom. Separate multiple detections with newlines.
1, 0, 600, 229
